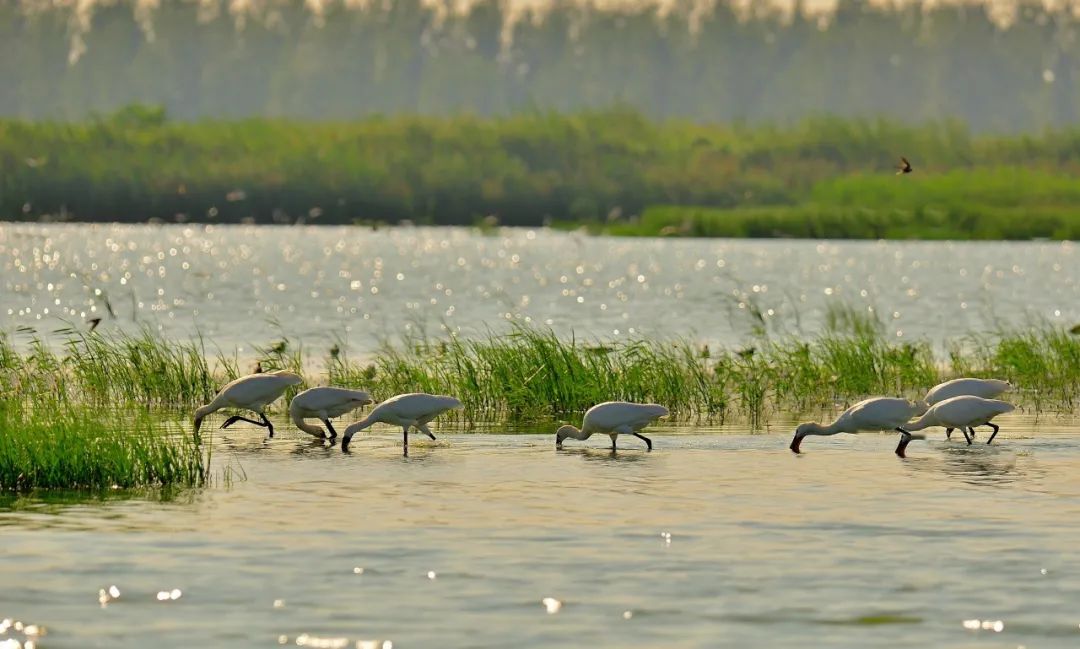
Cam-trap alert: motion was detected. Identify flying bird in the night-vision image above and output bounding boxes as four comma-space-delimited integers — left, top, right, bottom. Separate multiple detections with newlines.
896, 157, 913, 175
86, 317, 102, 333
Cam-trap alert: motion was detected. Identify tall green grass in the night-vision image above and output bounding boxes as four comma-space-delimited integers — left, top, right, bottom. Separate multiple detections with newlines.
0, 401, 206, 491
2, 316, 1078, 426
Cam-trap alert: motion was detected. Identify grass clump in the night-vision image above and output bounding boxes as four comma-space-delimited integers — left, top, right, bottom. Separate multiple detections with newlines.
0, 401, 206, 492
336, 326, 726, 420
2, 312, 1077, 427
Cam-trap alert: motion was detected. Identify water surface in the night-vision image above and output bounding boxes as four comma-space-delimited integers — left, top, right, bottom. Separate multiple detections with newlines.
3, 415, 1080, 648
1, 224, 1076, 354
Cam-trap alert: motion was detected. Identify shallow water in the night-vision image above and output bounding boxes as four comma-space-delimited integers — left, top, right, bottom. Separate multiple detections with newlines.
0, 224, 1076, 354
4, 414, 1080, 648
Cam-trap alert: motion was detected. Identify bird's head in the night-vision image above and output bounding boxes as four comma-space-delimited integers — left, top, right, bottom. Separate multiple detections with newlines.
913, 399, 931, 415
269, 370, 304, 386
789, 423, 821, 454
352, 391, 374, 406
555, 424, 579, 448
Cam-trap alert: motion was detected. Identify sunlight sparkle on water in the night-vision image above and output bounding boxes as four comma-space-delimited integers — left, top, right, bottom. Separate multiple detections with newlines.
963, 619, 1004, 632
97, 584, 121, 607
294, 633, 349, 648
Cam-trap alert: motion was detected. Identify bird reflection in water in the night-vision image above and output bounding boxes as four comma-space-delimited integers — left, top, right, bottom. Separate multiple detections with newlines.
908, 444, 1028, 487
557, 447, 651, 463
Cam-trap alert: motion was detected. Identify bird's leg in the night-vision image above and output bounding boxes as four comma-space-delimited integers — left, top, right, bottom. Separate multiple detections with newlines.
633, 432, 653, 451
402, 425, 410, 457
417, 423, 437, 441
322, 418, 337, 440
260, 412, 275, 438
986, 422, 1000, 445
958, 427, 972, 444
945, 427, 953, 440
965, 427, 975, 445
220, 415, 266, 429
610, 434, 617, 451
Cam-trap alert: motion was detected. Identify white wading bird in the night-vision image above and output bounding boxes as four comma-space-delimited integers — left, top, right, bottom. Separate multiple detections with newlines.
341, 393, 463, 454
289, 387, 373, 439
555, 401, 670, 451
789, 397, 924, 457
899, 395, 1015, 455
919, 378, 1010, 440
193, 370, 303, 438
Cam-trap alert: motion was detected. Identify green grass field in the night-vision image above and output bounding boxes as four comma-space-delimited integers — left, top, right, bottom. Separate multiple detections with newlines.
6, 108, 1080, 239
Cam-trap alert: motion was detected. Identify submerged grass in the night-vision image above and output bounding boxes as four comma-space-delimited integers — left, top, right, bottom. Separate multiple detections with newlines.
1, 311, 1078, 428
0, 401, 206, 492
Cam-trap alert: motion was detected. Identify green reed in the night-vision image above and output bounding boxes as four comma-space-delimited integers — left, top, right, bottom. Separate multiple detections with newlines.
0, 401, 206, 491
2, 316, 1078, 426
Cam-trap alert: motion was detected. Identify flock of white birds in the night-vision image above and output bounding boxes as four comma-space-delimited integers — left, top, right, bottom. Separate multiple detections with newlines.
191, 373, 1014, 457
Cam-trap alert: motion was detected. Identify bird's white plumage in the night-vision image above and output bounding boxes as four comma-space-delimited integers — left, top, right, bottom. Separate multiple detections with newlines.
906, 395, 1015, 432
922, 378, 1010, 407
289, 387, 373, 438
555, 401, 669, 449
582, 401, 669, 433
193, 370, 303, 433
341, 393, 463, 452
790, 397, 922, 454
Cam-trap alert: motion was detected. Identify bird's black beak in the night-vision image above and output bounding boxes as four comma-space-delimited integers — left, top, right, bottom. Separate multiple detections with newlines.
895, 434, 911, 459
789, 434, 802, 454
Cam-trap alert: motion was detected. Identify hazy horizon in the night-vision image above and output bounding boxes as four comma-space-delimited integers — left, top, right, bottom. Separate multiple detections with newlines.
5, 0, 1080, 130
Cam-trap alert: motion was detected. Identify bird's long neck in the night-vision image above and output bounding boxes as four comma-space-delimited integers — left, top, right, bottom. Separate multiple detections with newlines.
814, 420, 845, 436
903, 412, 934, 432
562, 425, 591, 441
343, 415, 376, 438
290, 407, 328, 437
193, 402, 220, 432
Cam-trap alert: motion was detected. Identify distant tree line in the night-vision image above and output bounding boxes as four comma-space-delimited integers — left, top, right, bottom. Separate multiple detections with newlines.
0, 0, 1079, 131
4, 108, 1080, 230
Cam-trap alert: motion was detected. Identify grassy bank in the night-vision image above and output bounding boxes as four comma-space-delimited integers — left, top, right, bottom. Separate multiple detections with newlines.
7, 108, 1080, 239
0, 401, 206, 491
4, 319, 1079, 424
591, 203, 1080, 240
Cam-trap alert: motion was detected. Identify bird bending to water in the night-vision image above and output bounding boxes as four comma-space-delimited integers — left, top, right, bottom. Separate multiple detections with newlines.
555, 402, 669, 451
918, 377, 1010, 440
193, 370, 303, 438
289, 387, 373, 439
341, 393, 463, 454
896, 156, 913, 175
789, 397, 923, 457
901, 395, 1015, 455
